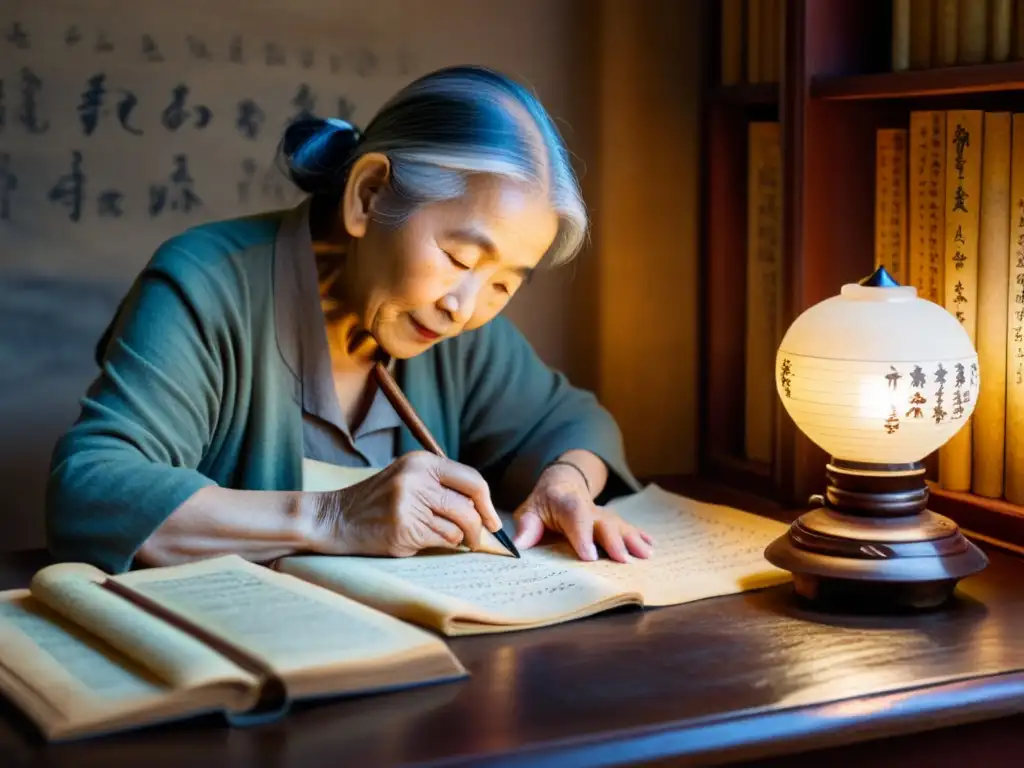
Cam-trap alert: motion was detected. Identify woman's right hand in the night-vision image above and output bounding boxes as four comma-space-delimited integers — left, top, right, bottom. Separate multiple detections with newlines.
306, 451, 503, 557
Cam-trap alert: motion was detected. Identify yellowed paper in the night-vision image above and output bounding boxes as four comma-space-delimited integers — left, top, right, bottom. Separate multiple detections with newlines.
116, 555, 454, 681
0, 592, 231, 742
939, 110, 983, 491
973, 112, 1011, 498
571, 485, 792, 606
30, 563, 253, 691
279, 485, 792, 636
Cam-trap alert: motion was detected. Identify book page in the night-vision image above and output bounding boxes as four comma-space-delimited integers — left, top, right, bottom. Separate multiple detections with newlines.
30, 563, 256, 692
281, 547, 627, 633
0, 591, 168, 736
0, 593, 164, 702
279, 486, 790, 632
116, 555, 453, 679
568, 485, 792, 606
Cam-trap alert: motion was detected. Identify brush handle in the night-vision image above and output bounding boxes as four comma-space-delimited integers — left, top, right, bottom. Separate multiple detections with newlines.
371, 360, 520, 558
372, 362, 446, 457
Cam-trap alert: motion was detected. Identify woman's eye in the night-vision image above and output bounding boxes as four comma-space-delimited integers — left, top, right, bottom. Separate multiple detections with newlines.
444, 251, 470, 270
494, 283, 510, 295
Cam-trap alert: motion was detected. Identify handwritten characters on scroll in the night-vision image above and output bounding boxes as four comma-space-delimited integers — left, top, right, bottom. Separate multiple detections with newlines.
1, 19, 409, 226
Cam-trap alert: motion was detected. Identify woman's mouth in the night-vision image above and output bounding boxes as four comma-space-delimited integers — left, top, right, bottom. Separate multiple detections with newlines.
409, 316, 441, 342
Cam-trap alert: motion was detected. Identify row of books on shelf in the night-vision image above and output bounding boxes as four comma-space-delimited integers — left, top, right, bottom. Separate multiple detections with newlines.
739, 108, 1024, 511
719, 0, 783, 86
721, 0, 1024, 86
875, 108, 1024, 506
892, 0, 1024, 72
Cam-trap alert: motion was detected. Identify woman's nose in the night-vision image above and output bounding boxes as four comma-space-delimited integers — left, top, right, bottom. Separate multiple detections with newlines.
439, 279, 480, 324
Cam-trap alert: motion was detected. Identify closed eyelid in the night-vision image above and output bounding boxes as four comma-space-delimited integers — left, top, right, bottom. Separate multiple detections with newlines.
441, 248, 472, 269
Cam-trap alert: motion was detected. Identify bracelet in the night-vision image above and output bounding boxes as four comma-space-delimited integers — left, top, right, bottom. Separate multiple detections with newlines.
544, 460, 591, 493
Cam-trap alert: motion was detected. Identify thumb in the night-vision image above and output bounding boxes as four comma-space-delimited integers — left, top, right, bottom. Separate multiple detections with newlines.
513, 508, 546, 550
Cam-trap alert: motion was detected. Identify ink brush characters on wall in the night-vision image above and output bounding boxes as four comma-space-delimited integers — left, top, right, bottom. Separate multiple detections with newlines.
0, 14, 411, 255
0, 7, 417, 552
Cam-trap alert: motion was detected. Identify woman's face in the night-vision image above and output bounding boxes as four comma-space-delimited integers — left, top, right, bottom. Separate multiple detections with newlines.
341, 162, 560, 359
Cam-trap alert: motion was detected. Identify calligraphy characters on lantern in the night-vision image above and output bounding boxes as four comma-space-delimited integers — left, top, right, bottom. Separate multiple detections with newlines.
952, 363, 969, 420
778, 358, 792, 397
907, 365, 928, 420
876, 361, 979, 435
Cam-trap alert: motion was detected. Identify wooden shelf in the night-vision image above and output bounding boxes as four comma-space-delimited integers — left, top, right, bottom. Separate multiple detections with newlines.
697, 0, 1024, 553
927, 485, 1024, 552
708, 82, 779, 106
812, 61, 1024, 101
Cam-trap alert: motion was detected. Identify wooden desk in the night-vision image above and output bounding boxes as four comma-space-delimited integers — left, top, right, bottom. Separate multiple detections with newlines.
2, 479, 1024, 767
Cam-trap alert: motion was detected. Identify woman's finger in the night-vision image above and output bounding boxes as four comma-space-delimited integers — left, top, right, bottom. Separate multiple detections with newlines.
423, 515, 466, 549
594, 518, 630, 563
424, 485, 483, 550
552, 493, 599, 561
623, 529, 653, 559
425, 455, 502, 533
513, 507, 546, 550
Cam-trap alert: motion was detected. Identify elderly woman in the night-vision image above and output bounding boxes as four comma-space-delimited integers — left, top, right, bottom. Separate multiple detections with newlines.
46, 65, 653, 575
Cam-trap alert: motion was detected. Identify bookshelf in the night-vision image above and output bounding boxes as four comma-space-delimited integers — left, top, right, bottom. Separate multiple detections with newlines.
698, 0, 1024, 552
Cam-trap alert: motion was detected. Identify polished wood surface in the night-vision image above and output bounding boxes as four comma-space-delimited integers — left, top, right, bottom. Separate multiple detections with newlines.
2, 478, 1024, 767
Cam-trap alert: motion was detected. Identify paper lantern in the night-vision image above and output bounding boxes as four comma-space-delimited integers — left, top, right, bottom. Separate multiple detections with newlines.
763, 267, 988, 612
775, 274, 979, 464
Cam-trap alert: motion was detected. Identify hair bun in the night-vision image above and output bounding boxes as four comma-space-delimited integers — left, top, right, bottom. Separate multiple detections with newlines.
281, 116, 362, 196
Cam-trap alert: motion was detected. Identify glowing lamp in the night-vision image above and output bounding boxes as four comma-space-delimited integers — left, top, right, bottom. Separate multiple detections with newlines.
764, 267, 988, 610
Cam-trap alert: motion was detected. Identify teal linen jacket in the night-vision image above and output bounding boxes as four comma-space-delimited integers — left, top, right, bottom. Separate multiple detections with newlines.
45, 208, 640, 574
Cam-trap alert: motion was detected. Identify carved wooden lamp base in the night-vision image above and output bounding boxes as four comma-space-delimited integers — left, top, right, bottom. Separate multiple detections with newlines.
764, 460, 989, 612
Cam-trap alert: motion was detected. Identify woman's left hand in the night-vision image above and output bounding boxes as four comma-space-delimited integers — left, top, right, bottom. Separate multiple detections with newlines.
512, 464, 655, 562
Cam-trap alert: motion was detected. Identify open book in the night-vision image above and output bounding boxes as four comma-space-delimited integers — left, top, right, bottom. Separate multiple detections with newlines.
277, 484, 794, 636
0, 555, 466, 742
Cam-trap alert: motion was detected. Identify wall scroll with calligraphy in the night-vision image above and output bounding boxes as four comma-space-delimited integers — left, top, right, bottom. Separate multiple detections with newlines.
972, 112, 1010, 499
908, 111, 945, 304
874, 128, 908, 285
939, 110, 982, 493
744, 121, 783, 465
1005, 115, 1024, 504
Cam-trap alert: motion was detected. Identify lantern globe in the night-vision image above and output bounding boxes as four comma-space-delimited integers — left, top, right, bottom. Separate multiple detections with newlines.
775, 281, 979, 465
764, 267, 988, 613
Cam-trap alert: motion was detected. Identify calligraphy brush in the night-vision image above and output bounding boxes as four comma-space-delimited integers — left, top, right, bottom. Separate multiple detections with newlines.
370, 356, 521, 559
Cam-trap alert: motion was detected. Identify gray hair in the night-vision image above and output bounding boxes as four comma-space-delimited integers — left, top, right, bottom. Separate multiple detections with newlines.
280, 65, 587, 266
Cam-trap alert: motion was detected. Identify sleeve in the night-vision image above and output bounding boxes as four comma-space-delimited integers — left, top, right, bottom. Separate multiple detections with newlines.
456, 316, 641, 509
45, 245, 227, 574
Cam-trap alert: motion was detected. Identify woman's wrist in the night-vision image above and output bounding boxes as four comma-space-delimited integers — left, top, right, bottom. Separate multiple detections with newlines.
296, 490, 345, 553
540, 450, 608, 499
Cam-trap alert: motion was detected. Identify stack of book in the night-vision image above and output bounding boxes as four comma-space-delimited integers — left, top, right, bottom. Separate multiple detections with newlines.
718, 0, 784, 86
872, 109, 1024, 506
0, 484, 791, 742
891, 0, 1019, 73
